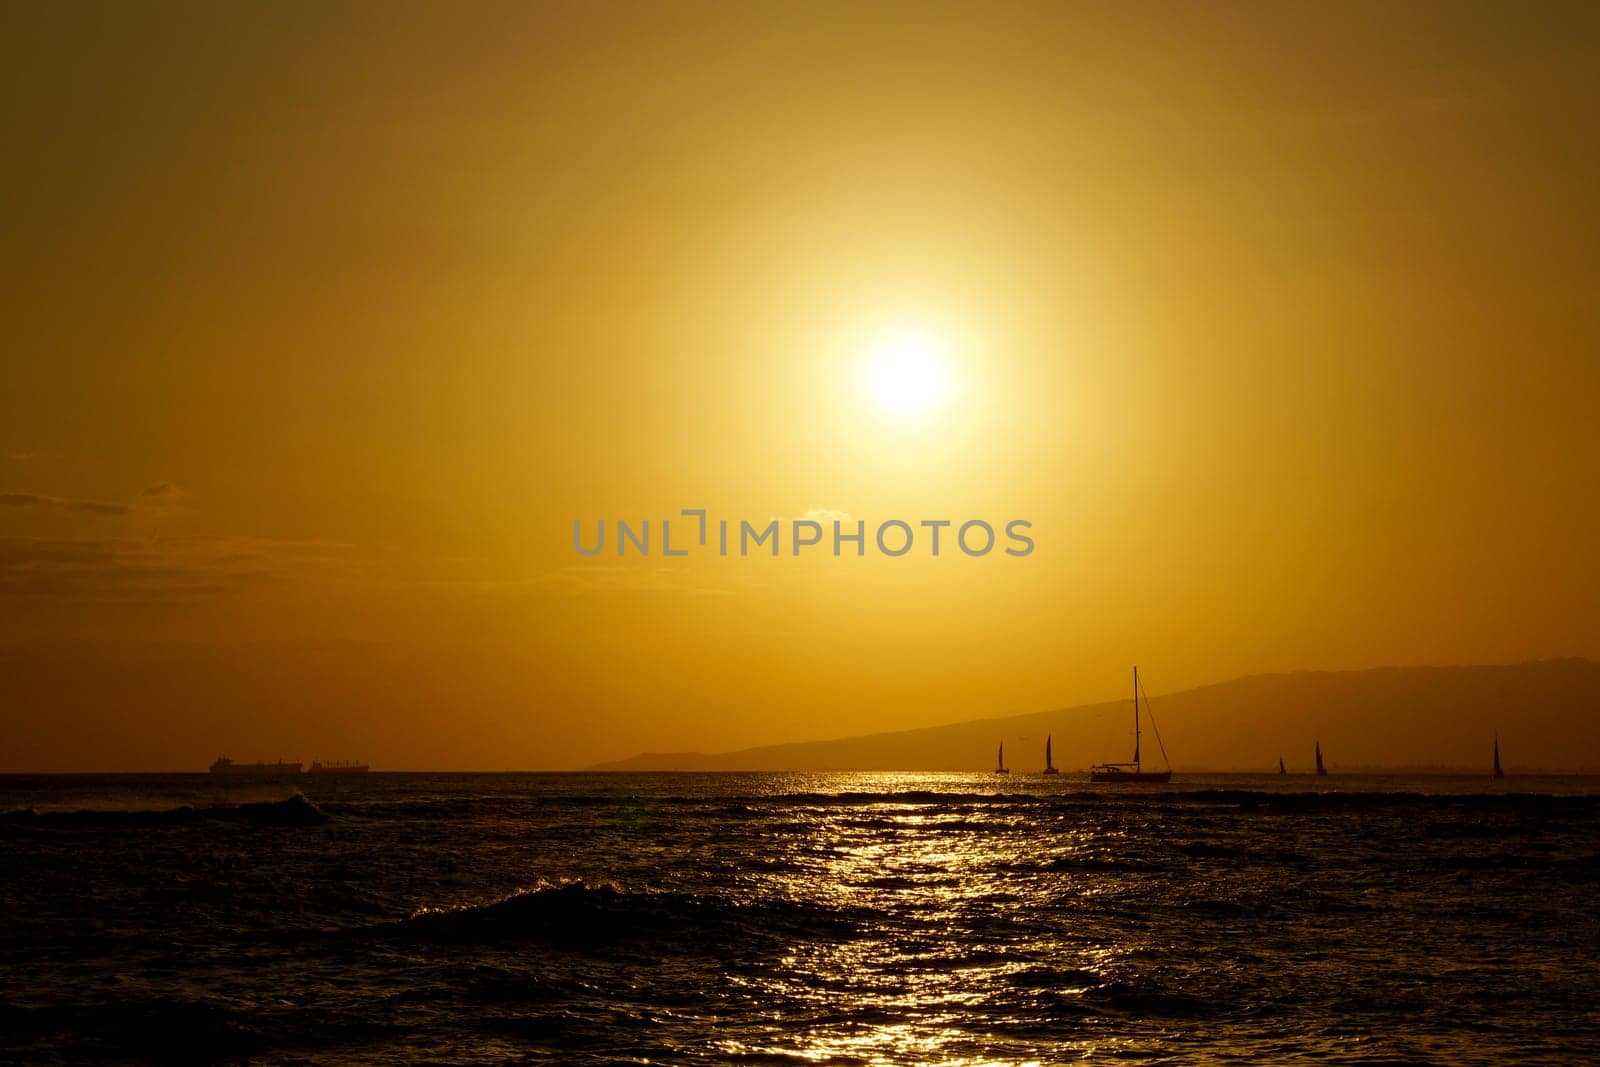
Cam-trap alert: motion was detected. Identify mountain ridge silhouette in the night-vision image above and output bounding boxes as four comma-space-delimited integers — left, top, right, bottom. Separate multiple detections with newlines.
589, 658, 1600, 773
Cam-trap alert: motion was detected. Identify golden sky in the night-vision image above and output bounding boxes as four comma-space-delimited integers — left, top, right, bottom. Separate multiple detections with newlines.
2, 2, 1598, 770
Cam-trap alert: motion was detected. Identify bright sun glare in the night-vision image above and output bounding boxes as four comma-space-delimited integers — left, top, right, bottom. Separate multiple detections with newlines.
868, 336, 950, 416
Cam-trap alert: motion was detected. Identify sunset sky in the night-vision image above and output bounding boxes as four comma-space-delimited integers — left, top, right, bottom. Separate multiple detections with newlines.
3, 2, 1598, 770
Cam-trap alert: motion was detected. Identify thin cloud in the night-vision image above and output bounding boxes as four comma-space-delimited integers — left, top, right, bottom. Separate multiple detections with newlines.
135, 481, 189, 515
799, 508, 855, 526
0, 493, 128, 517
537, 565, 732, 598
0, 536, 363, 605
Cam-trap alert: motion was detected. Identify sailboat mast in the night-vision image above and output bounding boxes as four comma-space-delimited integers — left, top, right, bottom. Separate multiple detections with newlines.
1132, 665, 1141, 768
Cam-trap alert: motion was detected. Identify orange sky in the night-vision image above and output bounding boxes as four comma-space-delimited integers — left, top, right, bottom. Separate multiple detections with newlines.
2, 2, 1598, 770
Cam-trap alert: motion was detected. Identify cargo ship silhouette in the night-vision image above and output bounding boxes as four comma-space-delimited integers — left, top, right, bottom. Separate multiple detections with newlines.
210, 757, 302, 776
210, 757, 369, 775
308, 760, 369, 774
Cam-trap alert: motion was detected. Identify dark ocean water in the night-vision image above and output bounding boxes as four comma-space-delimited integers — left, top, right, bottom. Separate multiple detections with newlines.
2, 772, 1598, 1065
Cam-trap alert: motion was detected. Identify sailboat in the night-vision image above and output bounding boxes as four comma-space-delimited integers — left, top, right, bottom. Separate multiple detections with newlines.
1042, 734, 1060, 776
1314, 741, 1327, 776
994, 743, 1010, 775
1089, 667, 1172, 783
1493, 732, 1505, 780
1277, 756, 1286, 775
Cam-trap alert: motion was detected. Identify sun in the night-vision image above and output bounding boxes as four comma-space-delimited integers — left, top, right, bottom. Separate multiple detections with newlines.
868, 335, 950, 415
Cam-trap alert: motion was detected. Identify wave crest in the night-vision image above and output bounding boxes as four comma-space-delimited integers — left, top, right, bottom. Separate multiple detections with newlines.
1, 792, 328, 829
381, 880, 862, 951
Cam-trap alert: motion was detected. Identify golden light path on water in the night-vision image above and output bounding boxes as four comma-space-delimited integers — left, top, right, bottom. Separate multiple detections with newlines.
713, 774, 1157, 1064
5, 770, 1598, 1062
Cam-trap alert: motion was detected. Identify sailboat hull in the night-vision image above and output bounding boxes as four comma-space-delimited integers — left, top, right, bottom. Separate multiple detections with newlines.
1041, 768, 1060, 776
1088, 669, 1173, 783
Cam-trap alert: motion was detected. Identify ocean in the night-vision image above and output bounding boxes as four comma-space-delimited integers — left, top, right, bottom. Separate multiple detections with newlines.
2, 772, 1597, 1065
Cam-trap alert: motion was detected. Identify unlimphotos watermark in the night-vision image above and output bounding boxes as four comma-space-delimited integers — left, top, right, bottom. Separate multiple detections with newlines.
574, 510, 1033, 558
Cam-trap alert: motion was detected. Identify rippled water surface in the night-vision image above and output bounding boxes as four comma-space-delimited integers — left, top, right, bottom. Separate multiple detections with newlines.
3, 772, 1598, 1064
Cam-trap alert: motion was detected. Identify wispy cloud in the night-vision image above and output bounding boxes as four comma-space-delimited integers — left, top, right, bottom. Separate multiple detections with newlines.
0, 536, 362, 605
2, 481, 188, 520
0, 493, 129, 517
799, 507, 855, 526
134, 481, 190, 517
537, 565, 732, 597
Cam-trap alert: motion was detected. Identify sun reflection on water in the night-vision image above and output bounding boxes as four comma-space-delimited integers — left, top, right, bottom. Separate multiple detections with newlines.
720, 775, 1132, 1064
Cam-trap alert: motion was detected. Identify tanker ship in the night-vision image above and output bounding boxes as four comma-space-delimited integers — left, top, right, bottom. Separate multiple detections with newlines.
307, 760, 369, 774
209, 757, 302, 776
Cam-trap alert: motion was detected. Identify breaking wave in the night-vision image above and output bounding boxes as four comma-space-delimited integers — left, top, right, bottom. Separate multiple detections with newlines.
376, 880, 864, 951
1, 792, 328, 828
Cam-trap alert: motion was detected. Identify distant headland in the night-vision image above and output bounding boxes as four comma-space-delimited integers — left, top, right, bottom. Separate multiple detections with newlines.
588, 659, 1600, 774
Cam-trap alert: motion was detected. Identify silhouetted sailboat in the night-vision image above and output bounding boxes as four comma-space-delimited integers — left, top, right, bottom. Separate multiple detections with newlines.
1277, 756, 1286, 775
1493, 733, 1505, 780
1090, 666, 1172, 783
1042, 735, 1060, 776
994, 743, 1010, 775
1314, 741, 1327, 776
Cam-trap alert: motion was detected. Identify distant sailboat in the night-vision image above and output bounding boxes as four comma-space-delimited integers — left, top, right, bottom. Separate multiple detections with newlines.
1090, 667, 1172, 783
1493, 732, 1505, 780
995, 743, 1010, 775
1314, 741, 1328, 776
1277, 756, 1286, 775
1042, 734, 1060, 776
